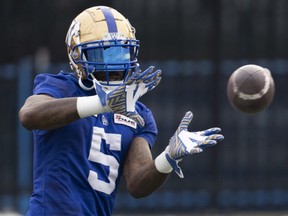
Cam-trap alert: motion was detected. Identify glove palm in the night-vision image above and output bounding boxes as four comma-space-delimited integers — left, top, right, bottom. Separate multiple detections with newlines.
167, 111, 224, 177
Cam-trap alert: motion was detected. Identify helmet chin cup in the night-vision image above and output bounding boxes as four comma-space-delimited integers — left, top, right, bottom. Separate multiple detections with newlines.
98, 81, 123, 93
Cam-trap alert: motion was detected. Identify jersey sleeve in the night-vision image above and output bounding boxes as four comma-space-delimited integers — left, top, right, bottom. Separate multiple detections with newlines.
33, 73, 77, 98
135, 102, 158, 148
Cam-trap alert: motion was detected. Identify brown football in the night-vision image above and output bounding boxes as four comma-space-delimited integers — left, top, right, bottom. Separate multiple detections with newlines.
227, 64, 275, 114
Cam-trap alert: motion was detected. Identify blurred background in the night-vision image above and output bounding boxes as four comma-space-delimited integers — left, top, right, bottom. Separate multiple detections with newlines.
1, 0, 288, 215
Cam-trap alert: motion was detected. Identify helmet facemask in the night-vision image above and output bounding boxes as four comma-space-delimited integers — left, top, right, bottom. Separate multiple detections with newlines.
74, 37, 139, 86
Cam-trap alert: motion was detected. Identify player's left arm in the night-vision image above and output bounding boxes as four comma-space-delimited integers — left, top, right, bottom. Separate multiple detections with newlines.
123, 111, 224, 198
123, 137, 169, 198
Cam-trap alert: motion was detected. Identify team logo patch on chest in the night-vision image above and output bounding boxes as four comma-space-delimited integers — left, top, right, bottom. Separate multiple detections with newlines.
114, 114, 137, 129
102, 115, 109, 126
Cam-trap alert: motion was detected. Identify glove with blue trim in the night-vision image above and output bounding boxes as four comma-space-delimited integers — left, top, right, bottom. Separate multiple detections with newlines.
155, 111, 224, 178
95, 66, 162, 127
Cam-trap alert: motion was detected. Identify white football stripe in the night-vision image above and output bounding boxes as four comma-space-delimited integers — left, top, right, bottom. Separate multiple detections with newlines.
232, 68, 272, 101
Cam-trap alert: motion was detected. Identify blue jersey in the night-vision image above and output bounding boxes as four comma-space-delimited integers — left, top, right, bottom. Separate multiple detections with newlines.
27, 71, 157, 216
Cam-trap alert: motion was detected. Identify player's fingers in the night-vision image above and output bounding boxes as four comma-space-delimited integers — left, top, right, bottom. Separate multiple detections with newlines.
146, 77, 161, 90
127, 112, 145, 128
190, 147, 203, 154
198, 140, 217, 148
207, 134, 224, 142
199, 127, 222, 136
126, 68, 143, 84
179, 111, 193, 130
137, 66, 155, 81
143, 69, 162, 83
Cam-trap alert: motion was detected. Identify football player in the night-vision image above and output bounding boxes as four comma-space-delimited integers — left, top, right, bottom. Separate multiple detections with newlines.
19, 6, 224, 216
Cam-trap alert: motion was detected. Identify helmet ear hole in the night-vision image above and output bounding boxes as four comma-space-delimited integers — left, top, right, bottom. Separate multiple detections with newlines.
72, 51, 79, 59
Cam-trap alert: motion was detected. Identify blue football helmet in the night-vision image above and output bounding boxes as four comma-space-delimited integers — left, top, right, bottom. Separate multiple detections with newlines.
65, 6, 139, 90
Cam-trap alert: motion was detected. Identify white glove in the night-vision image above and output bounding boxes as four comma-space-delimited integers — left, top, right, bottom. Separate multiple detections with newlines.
155, 111, 224, 178
95, 66, 162, 127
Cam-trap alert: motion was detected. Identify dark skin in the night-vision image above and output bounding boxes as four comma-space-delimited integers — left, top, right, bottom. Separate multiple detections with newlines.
19, 81, 169, 198
94, 71, 125, 81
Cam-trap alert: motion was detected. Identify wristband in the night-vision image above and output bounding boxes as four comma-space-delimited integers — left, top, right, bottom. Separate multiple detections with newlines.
155, 151, 173, 174
76, 95, 111, 118
155, 147, 184, 178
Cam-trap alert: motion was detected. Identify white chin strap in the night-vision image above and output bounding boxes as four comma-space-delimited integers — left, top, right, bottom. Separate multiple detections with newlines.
78, 78, 94, 91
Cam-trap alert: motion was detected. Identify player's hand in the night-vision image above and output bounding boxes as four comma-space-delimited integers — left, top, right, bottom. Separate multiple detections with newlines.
95, 66, 162, 127
166, 111, 224, 178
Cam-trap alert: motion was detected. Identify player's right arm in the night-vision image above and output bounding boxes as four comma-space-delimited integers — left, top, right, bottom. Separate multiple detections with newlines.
19, 94, 80, 130
19, 66, 161, 131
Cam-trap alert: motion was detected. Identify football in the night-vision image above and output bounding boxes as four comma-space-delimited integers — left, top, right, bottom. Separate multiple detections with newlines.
227, 64, 275, 114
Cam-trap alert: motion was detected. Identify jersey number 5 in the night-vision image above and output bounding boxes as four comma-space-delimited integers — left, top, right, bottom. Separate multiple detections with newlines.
88, 127, 121, 195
